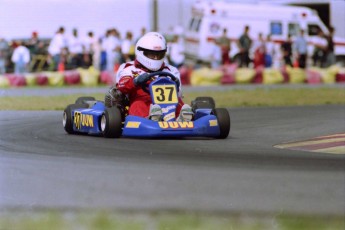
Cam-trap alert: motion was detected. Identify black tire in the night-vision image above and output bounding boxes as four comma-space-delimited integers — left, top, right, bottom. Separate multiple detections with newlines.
63, 104, 88, 134
213, 108, 231, 139
100, 107, 122, 138
75, 96, 96, 105
192, 96, 216, 111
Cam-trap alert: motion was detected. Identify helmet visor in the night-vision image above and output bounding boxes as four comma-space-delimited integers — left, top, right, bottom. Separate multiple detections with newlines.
138, 47, 166, 60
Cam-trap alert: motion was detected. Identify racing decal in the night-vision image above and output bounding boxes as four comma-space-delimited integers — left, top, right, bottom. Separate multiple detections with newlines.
126, 121, 141, 128
151, 85, 178, 104
74, 111, 94, 130
209, 120, 218, 127
162, 105, 176, 113
274, 133, 345, 154
158, 121, 194, 129
163, 112, 175, 121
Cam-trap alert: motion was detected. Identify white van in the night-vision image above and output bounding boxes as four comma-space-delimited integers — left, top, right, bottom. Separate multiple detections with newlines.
185, 1, 345, 64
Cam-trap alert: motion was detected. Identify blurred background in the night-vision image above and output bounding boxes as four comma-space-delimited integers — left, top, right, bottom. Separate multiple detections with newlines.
1, 0, 344, 40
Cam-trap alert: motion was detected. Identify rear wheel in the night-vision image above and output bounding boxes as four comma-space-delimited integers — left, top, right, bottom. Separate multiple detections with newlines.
75, 96, 96, 105
101, 107, 122, 138
213, 108, 230, 139
63, 104, 88, 134
192, 96, 216, 111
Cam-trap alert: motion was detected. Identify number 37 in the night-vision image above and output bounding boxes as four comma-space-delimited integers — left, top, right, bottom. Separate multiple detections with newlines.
152, 85, 178, 104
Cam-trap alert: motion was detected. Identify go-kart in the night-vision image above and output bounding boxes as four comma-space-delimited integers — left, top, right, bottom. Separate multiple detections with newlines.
63, 71, 230, 138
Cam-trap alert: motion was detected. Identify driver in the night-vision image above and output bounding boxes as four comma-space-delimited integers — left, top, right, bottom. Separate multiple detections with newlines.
105, 32, 193, 121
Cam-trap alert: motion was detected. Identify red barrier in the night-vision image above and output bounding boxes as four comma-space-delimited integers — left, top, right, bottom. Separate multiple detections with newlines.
100, 71, 115, 85
220, 63, 237, 84
336, 72, 345, 82
36, 73, 48, 86
64, 70, 81, 85
5, 74, 27, 87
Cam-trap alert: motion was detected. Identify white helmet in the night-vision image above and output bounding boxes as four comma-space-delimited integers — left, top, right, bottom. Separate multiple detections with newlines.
135, 32, 167, 71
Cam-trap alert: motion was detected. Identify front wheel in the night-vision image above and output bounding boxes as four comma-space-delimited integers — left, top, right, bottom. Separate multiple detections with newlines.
213, 108, 231, 139
100, 107, 123, 138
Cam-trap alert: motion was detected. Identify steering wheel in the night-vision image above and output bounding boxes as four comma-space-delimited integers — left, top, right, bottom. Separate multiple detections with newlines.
141, 71, 179, 94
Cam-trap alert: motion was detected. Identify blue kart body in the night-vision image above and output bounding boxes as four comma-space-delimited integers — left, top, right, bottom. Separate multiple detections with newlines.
65, 74, 228, 138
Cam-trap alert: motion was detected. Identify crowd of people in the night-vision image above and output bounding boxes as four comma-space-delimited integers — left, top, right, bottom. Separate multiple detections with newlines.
0, 26, 187, 75
209, 25, 337, 70
0, 24, 338, 75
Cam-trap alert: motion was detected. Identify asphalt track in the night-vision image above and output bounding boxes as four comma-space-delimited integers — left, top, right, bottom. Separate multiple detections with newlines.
0, 105, 344, 216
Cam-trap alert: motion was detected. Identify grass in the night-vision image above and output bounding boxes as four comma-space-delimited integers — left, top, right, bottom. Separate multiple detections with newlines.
0, 211, 344, 230
0, 87, 344, 110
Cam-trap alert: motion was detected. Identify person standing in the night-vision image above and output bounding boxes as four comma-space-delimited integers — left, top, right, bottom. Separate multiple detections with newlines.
325, 26, 336, 67
253, 33, 265, 68
68, 28, 84, 69
11, 41, 31, 74
311, 29, 328, 67
48, 27, 67, 71
104, 28, 121, 73
0, 37, 9, 74
83, 31, 98, 68
293, 29, 308, 68
265, 34, 275, 68
121, 31, 135, 62
27, 31, 40, 56
217, 28, 231, 65
281, 34, 293, 67
168, 35, 185, 68
237, 25, 252, 67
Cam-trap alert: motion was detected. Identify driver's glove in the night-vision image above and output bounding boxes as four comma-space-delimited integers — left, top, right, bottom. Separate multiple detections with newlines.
133, 73, 151, 86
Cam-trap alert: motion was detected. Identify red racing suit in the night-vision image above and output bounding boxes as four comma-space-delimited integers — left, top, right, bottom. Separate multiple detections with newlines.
116, 60, 185, 118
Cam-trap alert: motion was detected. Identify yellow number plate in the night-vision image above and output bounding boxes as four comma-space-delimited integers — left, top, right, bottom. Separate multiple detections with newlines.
151, 85, 178, 104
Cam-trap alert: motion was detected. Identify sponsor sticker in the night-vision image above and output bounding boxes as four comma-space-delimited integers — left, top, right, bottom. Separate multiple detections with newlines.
163, 112, 175, 121
74, 111, 94, 130
209, 120, 218, 127
126, 121, 141, 128
158, 121, 194, 129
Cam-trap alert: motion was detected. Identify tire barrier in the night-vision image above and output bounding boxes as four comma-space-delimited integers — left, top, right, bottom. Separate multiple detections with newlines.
0, 65, 344, 88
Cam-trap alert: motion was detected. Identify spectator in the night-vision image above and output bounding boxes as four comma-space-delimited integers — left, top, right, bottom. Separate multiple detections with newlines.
0, 37, 9, 74
68, 28, 84, 69
293, 29, 308, 68
104, 28, 121, 73
121, 31, 135, 62
27, 31, 40, 56
168, 35, 185, 68
11, 41, 31, 74
209, 39, 222, 69
48, 26, 67, 70
325, 26, 336, 67
281, 34, 293, 67
237, 25, 252, 67
217, 28, 231, 64
30, 41, 48, 72
253, 33, 265, 68
265, 34, 275, 67
311, 29, 327, 67
100, 29, 111, 71
83, 31, 97, 68
135, 27, 147, 43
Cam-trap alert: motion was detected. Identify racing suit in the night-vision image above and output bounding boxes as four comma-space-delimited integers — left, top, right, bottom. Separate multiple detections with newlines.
115, 60, 185, 118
